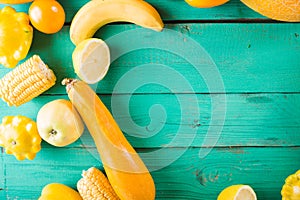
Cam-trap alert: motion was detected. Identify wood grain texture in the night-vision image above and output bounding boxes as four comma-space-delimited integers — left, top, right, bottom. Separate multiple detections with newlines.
0, 93, 299, 148
0, 0, 299, 199
1, 147, 299, 199
0, 0, 265, 22
0, 23, 298, 94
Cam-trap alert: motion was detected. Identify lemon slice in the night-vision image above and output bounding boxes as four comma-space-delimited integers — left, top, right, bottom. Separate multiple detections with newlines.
72, 38, 110, 84
217, 185, 257, 200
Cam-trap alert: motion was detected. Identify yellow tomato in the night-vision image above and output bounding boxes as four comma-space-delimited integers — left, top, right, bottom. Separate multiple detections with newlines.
185, 0, 229, 8
29, 0, 65, 34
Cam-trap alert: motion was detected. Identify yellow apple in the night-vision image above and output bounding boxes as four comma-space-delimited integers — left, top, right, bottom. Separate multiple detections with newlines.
36, 99, 84, 147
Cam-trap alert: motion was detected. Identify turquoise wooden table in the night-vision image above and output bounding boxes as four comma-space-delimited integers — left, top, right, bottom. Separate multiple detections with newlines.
1, 0, 300, 199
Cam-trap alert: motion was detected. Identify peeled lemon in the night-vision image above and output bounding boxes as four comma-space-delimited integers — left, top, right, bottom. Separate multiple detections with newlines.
217, 185, 257, 200
72, 38, 110, 84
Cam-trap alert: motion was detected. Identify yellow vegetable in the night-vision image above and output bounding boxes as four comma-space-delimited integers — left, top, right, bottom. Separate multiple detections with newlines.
0, 115, 42, 160
0, 0, 33, 4
77, 167, 119, 200
0, 6, 33, 68
39, 183, 82, 200
62, 79, 156, 200
0, 55, 56, 107
281, 170, 300, 200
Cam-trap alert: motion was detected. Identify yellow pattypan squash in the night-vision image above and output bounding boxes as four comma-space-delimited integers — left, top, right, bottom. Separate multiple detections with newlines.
281, 170, 300, 200
0, 115, 42, 160
0, 6, 33, 68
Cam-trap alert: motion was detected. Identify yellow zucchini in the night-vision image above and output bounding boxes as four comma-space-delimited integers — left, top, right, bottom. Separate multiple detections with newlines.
62, 79, 155, 200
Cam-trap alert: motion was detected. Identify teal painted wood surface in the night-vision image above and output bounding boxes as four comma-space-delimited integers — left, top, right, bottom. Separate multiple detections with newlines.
0, 23, 299, 94
2, 147, 300, 199
0, 0, 300, 199
0, 0, 266, 22
1, 93, 299, 148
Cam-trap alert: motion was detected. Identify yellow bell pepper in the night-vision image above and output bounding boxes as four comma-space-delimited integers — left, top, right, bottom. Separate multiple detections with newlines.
0, 6, 33, 68
39, 183, 82, 200
281, 170, 300, 200
0, 115, 42, 160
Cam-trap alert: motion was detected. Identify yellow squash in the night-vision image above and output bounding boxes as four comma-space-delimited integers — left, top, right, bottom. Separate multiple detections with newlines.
0, 115, 42, 160
0, 6, 33, 68
281, 170, 300, 200
62, 79, 155, 200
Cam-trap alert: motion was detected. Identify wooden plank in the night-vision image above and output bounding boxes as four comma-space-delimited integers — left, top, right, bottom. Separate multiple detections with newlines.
0, 23, 299, 94
0, 93, 299, 147
0, 0, 265, 22
2, 147, 299, 199
0, 149, 4, 199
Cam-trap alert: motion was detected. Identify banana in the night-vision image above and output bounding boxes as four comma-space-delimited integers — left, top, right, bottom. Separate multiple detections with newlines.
70, 0, 164, 45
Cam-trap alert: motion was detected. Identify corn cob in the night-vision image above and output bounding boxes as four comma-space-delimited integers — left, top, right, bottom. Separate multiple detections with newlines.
0, 55, 56, 106
77, 167, 120, 200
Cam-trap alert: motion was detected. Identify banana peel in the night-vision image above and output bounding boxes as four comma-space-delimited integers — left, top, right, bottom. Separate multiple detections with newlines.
70, 0, 164, 45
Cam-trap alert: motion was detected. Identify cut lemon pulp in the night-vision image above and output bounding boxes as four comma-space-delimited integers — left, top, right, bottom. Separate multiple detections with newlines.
217, 185, 257, 200
72, 38, 110, 84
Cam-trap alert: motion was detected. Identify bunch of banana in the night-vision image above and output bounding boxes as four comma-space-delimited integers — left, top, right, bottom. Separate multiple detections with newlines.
70, 0, 164, 45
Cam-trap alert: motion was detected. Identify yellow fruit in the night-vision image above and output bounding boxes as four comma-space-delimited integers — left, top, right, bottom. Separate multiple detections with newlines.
36, 99, 84, 147
72, 38, 110, 84
38, 183, 82, 200
281, 170, 300, 200
241, 0, 300, 22
185, 0, 229, 8
217, 185, 257, 200
70, 0, 164, 45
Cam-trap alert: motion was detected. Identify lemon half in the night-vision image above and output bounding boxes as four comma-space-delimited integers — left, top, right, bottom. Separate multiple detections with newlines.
217, 185, 257, 200
72, 38, 110, 84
